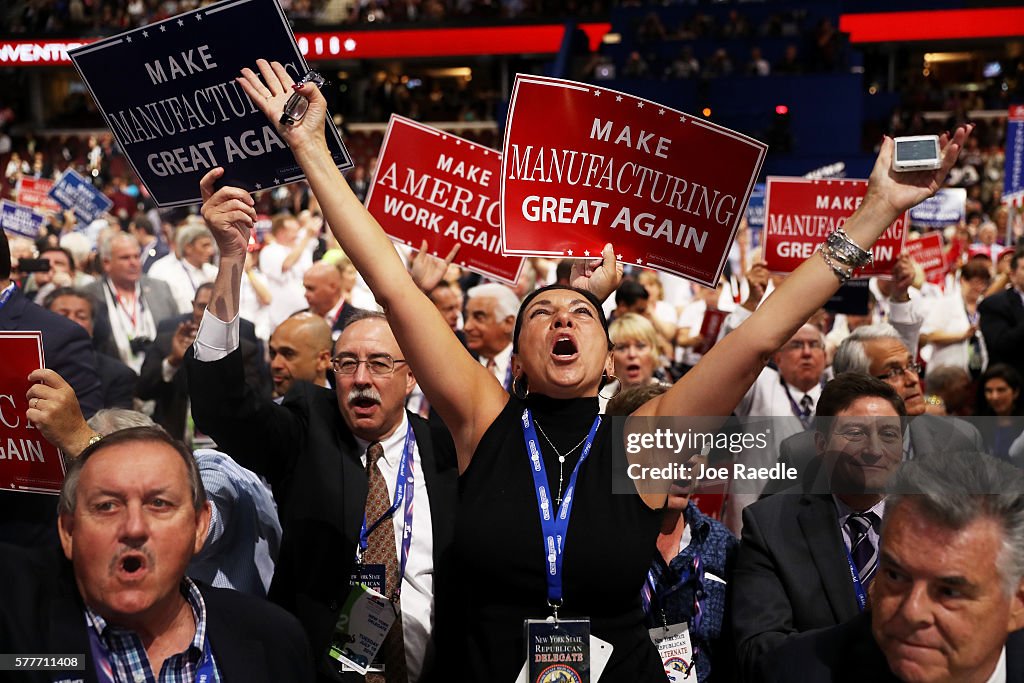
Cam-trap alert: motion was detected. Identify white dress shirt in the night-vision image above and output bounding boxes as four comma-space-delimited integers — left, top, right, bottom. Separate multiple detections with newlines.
478, 342, 513, 390
147, 254, 217, 315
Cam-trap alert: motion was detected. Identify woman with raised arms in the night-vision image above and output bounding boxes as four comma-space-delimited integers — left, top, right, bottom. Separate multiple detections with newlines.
206, 59, 970, 681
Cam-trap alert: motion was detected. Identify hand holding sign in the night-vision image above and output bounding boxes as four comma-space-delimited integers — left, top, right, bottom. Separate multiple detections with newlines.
200, 167, 256, 260
25, 368, 96, 460
569, 243, 623, 303
868, 126, 974, 220
888, 253, 916, 301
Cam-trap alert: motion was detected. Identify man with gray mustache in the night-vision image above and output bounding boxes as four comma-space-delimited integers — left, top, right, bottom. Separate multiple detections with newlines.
186, 170, 457, 683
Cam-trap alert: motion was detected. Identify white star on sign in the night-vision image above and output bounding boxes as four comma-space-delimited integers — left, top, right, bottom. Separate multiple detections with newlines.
637, 101, 644, 109
567, 250, 574, 256
593, 90, 601, 97
679, 116, 686, 123
617, 254, 623, 260
636, 258, 643, 264
659, 109, 665, 115
196, 13, 203, 20
584, 250, 590, 257
126, 36, 132, 42
177, 18, 184, 26
254, 183, 262, 190
159, 24, 166, 32
142, 30, 148, 37
273, 178, 280, 184
615, 95, 622, 102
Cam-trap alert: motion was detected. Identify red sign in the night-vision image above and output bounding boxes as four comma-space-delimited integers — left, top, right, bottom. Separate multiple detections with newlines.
0, 333, 65, 495
500, 75, 767, 288
16, 177, 61, 213
696, 308, 727, 355
366, 116, 524, 285
763, 177, 908, 277
904, 231, 947, 285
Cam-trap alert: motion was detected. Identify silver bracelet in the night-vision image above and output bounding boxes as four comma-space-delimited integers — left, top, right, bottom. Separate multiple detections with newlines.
819, 245, 853, 284
825, 227, 873, 268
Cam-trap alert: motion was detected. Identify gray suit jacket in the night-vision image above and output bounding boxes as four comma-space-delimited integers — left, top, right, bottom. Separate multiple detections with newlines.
83, 276, 179, 358
762, 414, 986, 497
732, 492, 860, 682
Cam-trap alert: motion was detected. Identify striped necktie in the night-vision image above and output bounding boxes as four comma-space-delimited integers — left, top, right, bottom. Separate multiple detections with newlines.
845, 511, 879, 589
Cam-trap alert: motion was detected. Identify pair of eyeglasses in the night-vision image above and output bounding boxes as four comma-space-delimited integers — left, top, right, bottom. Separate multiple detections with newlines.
874, 363, 922, 381
331, 354, 406, 375
782, 339, 824, 352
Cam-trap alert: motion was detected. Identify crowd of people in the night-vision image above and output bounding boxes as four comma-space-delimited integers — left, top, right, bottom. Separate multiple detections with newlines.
1, 51, 1024, 683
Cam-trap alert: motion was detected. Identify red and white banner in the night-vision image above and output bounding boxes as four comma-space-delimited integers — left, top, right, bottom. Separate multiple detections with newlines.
763, 177, 908, 277
500, 75, 767, 288
0, 332, 65, 495
365, 115, 524, 285
903, 231, 947, 285
16, 177, 61, 214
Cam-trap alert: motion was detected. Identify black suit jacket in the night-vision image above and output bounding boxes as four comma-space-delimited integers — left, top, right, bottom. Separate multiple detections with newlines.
979, 287, 1024, 378
95, 352, 136, 409
186, 348, 457, 677
762, 414, 986, 497
0, 288, 103, 548
732, 492, 861, 682
756, 611, 1024, 683
0, 544, 314, 683
137, 315, 267, 440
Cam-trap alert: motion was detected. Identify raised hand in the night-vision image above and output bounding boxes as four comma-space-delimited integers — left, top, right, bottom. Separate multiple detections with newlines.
25, 368, 95, 458
410, 240, 461, 293
866, 124, 974, 218
237, 59, 328, 156
570, 243, 623, 302
200, 167, 256, 260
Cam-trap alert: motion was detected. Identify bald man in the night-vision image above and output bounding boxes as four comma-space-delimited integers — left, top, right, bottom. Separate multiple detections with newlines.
270, 312, 333, 399
303, 260, 360, 339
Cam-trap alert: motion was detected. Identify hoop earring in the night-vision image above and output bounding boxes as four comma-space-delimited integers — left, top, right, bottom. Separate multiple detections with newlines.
599, 374, 621, 400
512, 374, 529, 400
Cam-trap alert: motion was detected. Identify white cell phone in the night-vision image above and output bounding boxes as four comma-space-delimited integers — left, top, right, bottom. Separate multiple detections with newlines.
892, 135, 942, 172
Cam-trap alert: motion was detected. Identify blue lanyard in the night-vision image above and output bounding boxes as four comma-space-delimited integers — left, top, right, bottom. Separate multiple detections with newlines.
0, 283, 15, 312
87, 621, 216, 683
358, 424, 417, 593
843, 546, 868, 613
521, 407, 601, 607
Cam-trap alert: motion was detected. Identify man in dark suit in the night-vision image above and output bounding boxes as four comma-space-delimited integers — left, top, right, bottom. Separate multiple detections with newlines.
0, 232, 104, 547
762, 323, 984, 496
187, 173, 457, 683
758, 452, 1024, 683
980, 246, 1024, 379
137, 282, 268, 441
733, 374, 907, 680
0, 426, 313, 682
44, 286, 136, 410
82, 232, 179, 372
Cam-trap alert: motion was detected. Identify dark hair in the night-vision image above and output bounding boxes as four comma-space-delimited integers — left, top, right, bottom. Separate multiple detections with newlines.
814, 372, 906, 435
39, 246, 77, 273
0, 230, 10, 281
614, 279, 649, 308
555, 260, 573, 284
58, 426, 207, 516
512, 284, 611, 355
43, 287, 95, 320
1013, 246, 1024, 272
130, 213, 155, 236
194, 282, 215, 300
960, 258, 992, 282
980, 364, 1023, 416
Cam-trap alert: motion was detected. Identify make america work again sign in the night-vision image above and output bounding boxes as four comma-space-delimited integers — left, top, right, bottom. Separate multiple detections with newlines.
69, 0, 352, 207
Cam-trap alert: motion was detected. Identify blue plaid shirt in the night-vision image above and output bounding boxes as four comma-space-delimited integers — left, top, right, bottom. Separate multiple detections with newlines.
85, 578, 222, 683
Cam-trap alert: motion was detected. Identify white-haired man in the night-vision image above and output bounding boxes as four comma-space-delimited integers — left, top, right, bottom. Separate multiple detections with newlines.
463, 282, 519, 391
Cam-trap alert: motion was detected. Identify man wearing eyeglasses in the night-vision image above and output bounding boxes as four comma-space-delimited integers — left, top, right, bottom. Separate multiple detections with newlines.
733, 373, 907, 680
186, 173, 457, 683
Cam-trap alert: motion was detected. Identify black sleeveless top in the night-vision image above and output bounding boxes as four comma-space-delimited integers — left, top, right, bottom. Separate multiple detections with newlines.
435, 394, 664, 681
